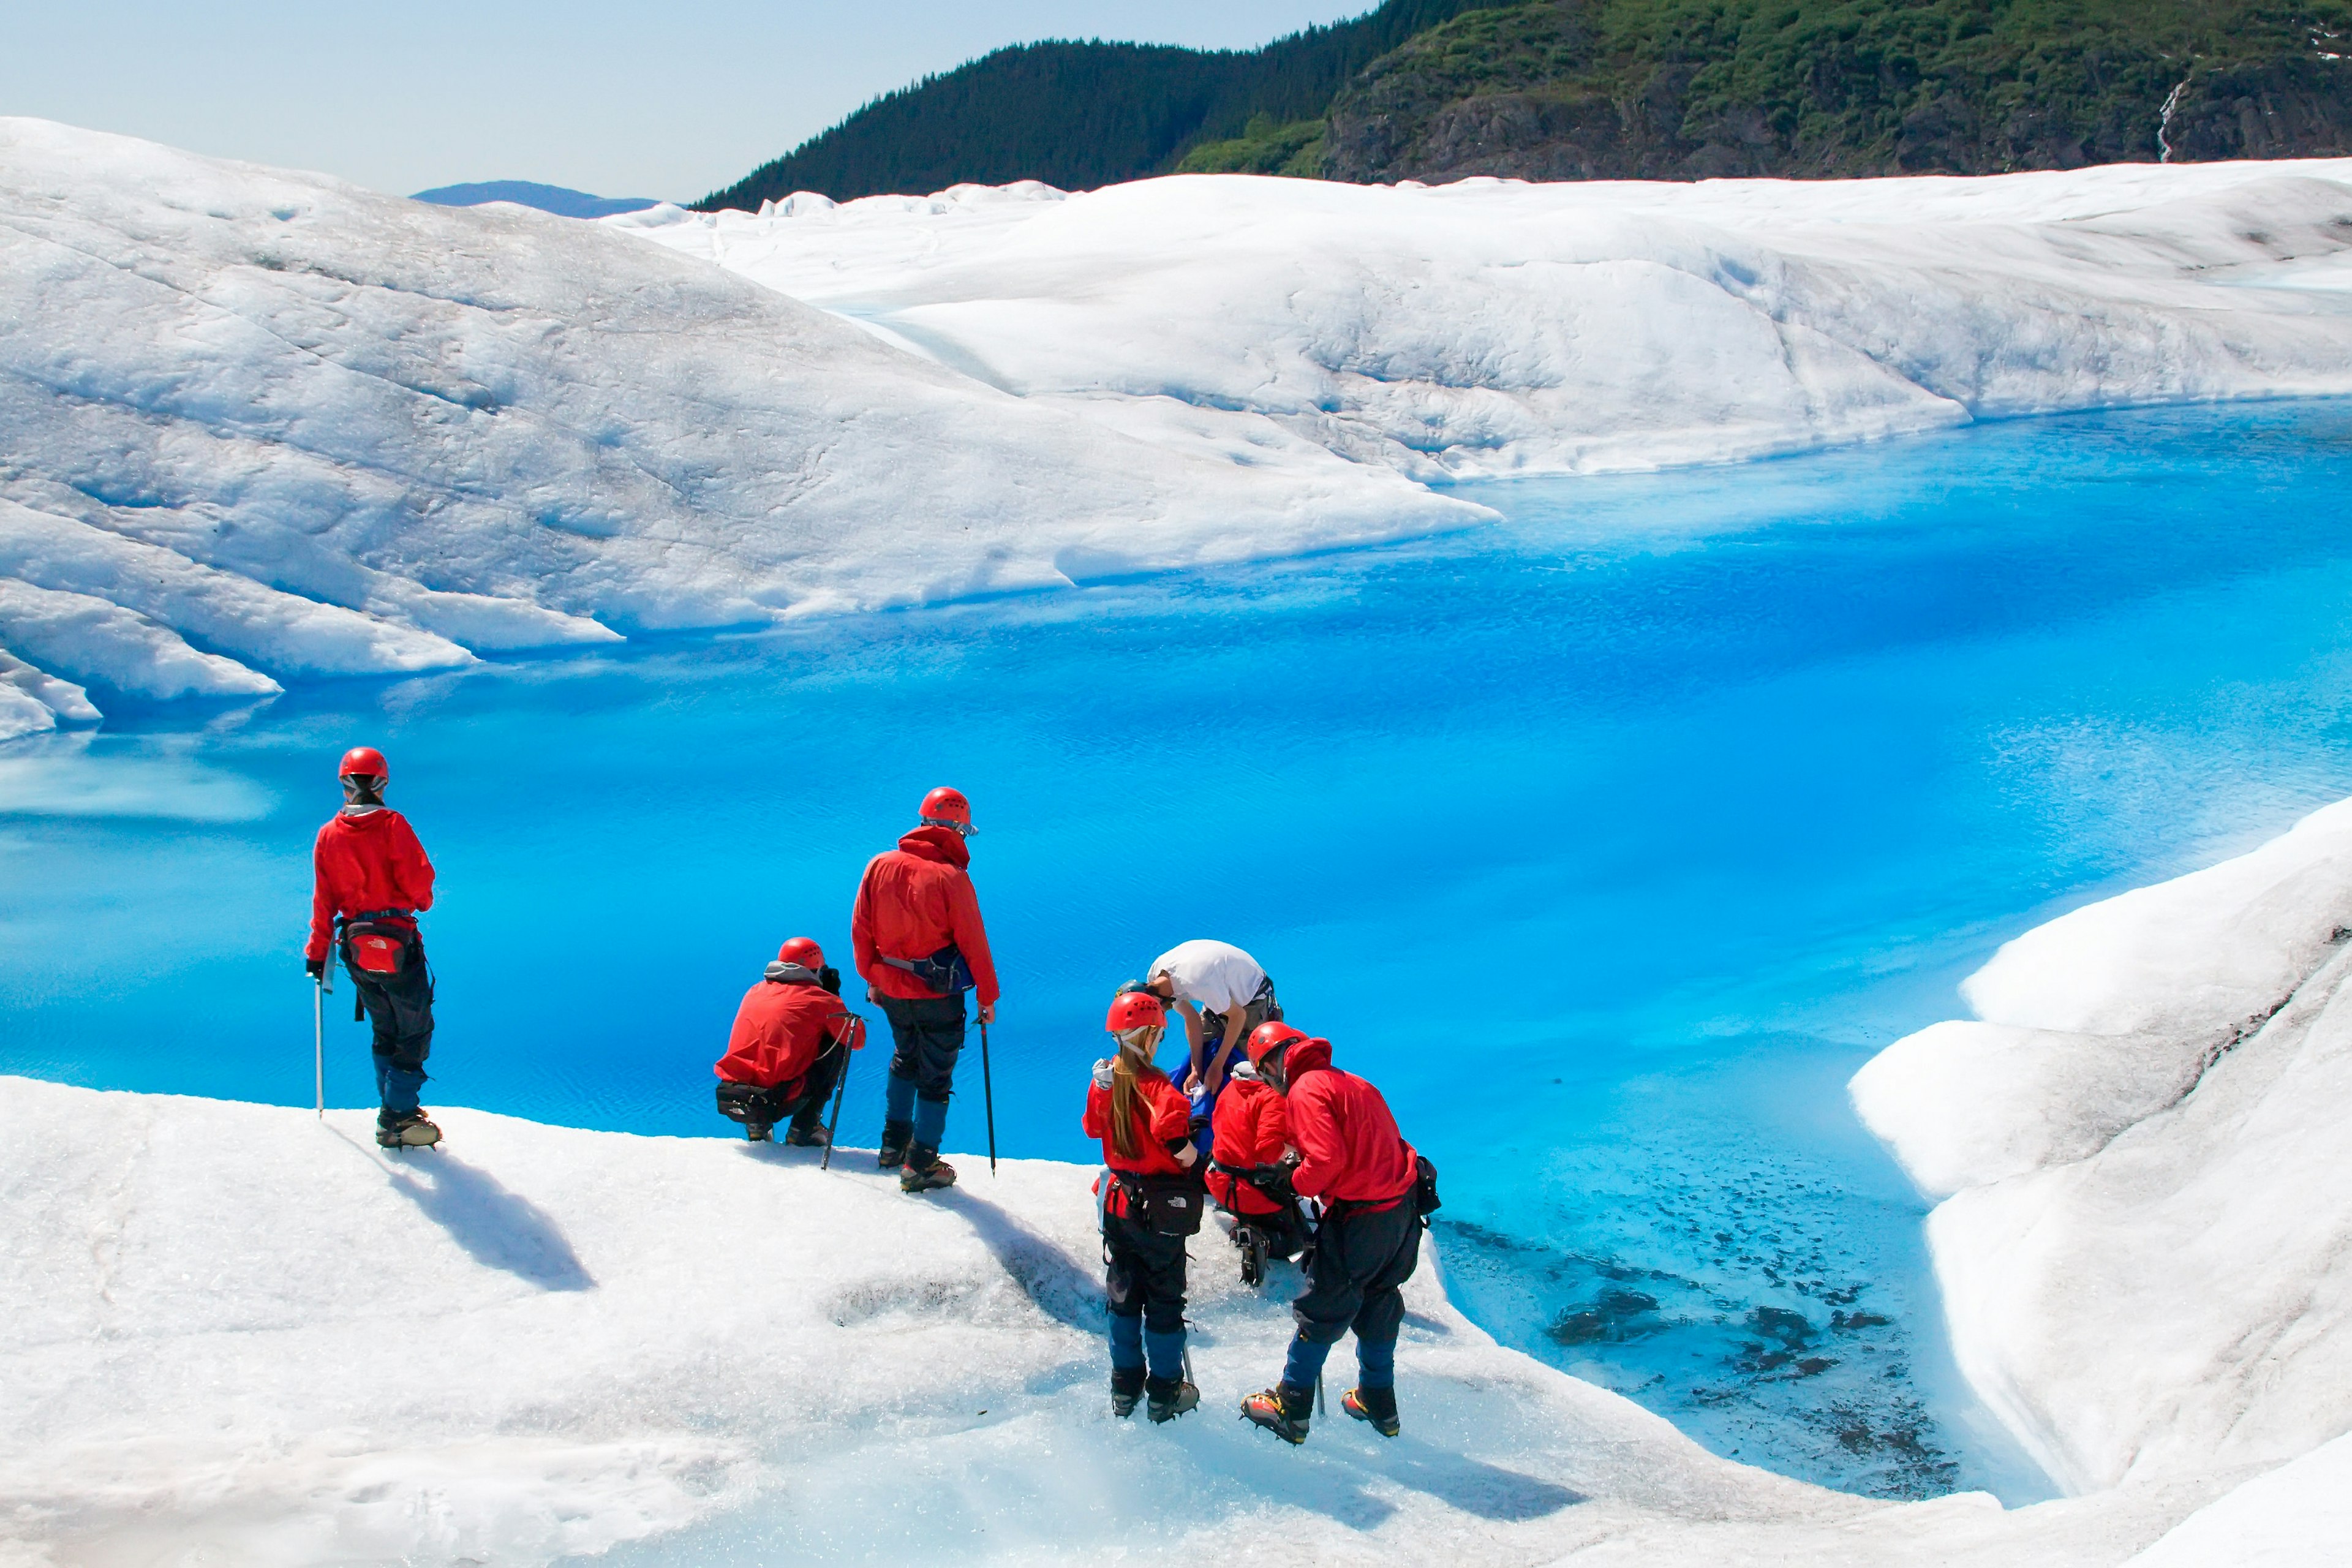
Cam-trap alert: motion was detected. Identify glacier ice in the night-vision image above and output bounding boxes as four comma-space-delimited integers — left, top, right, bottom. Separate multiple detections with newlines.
1855, 798, 2352, 1518
11, 118, 2352, 733
618, 161, 2352, 488
0, 118, 1470, 727
0, 1076, 2275, 1566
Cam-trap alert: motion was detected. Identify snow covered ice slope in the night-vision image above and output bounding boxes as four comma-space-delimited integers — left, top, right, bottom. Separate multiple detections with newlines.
10, 117, 2352, 741
617, 161, 2352, 487
1854, 799, 2352, 1542
0, 1077, 2257, 1567
0, 118, 1466, 737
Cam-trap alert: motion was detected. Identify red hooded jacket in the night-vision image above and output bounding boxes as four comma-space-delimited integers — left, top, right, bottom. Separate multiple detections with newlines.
851, 826, 1000, 1007
1084, 1065, 1194, 1218
306, 809, 435, 964
1283, 1038, 1417, 1210
1208, 1075, 1290, 1216
715, 975, 851, 1095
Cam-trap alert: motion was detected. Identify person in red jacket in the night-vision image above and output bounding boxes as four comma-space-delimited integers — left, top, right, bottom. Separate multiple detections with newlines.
713, 937, 865, 1145
1084, 989, 1202, 1423
303, 746, 441, 1149
1240, 1022, 1423, 1445
1208, 1055, 1308, 1284
851, 786, 1000, 1194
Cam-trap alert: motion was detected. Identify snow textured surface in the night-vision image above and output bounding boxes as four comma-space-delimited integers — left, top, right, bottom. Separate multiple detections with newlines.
10, 119, 2352, 731
0, 118, 1466, 725
0, 1076, 2237, 1566
618, 162, 2352, 488
1855, 798, 2352, 1498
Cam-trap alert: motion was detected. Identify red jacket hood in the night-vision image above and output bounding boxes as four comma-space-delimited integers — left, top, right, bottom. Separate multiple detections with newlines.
897, 824, 970, 869
326, 809, 399, 837
1282, 1036, 1334, 1080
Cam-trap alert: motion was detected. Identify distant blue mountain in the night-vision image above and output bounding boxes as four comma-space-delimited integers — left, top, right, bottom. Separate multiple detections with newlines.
410, 181, 663, 219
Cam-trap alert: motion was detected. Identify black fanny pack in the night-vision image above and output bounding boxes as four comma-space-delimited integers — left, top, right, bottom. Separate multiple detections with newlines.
1412, 1152, 1442, 1219
1114, 1170, 1208, 1237
879, 944, 973, 998
715, 1080, 791, 1121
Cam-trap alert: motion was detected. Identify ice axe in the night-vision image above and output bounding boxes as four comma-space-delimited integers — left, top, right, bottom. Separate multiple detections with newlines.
979, 1016, 998, 1177
820, 1014, 864, 1173
312, 963, 331, 1120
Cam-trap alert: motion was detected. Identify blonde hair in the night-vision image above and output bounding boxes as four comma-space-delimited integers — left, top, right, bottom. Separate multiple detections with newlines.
1109, 1024, 1162, 1160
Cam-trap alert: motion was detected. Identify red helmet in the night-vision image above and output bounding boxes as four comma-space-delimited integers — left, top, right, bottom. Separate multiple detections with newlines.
339, 745, 388, 780
777, 937, 824, 969
919, 786, 974, 835
1246, 1020, 1308, 1067
1105, 990, 1166, 1033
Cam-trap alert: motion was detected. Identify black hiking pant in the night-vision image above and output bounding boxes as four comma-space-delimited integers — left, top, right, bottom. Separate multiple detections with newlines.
1104, 1211, 1189, 1336
345, 930, 434, 1123
1230, 1199, 1310, 1261
1294, 1197, 1421, 1349
716, 1042, 846, 1133
879, 992, 965, 1101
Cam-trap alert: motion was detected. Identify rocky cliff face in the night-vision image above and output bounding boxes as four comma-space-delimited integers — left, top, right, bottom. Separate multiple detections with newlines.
1324, 0, 2352, 184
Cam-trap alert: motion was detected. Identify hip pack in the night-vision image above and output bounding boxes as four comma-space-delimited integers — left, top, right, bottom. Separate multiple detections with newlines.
1114, 1170, 1208, 1237
878, 944, 973, 997
339, 912, 413, 976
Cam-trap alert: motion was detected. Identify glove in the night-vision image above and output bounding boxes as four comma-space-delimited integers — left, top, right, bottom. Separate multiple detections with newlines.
819, 965, 842, 995
1091, 1058, 1117, 1090
304, 958, 325, 981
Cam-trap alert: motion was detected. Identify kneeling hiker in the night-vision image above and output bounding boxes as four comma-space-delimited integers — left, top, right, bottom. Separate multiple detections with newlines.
1208, 1055, 1309, 1286
853, 786, 1000, 1194
1085, 989, 1205, 1423
714, 938, 864, 1145
304, 746, 441, 1150
1240, 1023, 1433, 1445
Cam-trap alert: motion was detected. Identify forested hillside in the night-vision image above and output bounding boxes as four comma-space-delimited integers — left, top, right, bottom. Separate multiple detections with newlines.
696, 0, 1477, 208
699, 0, 2352, 206
1322, 0, 2352, 181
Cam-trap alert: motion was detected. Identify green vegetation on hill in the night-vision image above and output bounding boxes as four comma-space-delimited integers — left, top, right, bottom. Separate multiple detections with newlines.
1324, 0, 2352, 181
699, 0, 2352, 206
695, 0, 1479, 208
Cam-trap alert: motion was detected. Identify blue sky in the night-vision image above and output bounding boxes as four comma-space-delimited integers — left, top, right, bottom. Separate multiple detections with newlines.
5, 1, 1376, 202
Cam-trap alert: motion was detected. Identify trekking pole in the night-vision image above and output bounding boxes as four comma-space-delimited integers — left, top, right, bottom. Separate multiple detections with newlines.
313, 966, 331, 1120
820, 1024, 856, 1173
979, 1017, 998, 1176
1316, 1370, 1327, 1417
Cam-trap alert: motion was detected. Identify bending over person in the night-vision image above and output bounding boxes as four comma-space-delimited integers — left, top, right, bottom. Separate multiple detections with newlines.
1144, 938, 1279, 1099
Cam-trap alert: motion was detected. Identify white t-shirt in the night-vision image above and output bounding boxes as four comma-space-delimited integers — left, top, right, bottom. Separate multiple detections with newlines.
1148, 940, 1268, 1016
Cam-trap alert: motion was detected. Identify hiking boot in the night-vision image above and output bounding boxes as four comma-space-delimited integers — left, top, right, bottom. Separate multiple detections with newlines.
1110, 1366, 1145, 1419
783, 1121, 828, 1147
743, 1121, 774, 1143
376, 1114, 441, 1150
878, 1120, 913, 1170
900, 1148, 957, 1193
1147, 1377, 1199, 1424
1240, 1384, 1312, 1445
1343, 1385, 1400, 1438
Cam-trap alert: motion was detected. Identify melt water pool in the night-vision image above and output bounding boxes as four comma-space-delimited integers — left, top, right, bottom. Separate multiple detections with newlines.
12, 401, 2352, 1501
